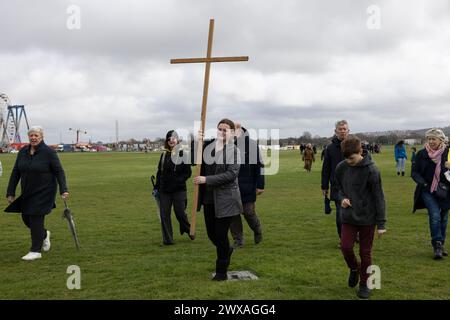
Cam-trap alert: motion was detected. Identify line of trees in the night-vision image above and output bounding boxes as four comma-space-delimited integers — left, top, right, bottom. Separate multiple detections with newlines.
279, 131, 426, 147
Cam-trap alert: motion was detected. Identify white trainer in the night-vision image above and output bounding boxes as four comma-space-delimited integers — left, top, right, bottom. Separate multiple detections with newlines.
22, 252, 42, 261
42, 230, 51, 252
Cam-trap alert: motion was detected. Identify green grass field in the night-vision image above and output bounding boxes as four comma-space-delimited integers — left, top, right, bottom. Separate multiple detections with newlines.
0, 147, 448, 300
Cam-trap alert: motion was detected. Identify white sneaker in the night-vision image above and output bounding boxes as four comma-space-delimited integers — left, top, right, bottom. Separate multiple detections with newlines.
22, 252, 42, 261
42, 230, 51, 252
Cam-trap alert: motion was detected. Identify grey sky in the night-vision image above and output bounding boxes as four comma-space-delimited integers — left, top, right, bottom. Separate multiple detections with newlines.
1, 0, 449, 144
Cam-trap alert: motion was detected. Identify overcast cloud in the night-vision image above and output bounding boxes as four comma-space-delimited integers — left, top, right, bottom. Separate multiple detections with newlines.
0, 0, 449, 143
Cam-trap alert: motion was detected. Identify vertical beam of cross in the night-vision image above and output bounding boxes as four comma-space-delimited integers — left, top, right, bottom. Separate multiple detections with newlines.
171, 19, 249, 237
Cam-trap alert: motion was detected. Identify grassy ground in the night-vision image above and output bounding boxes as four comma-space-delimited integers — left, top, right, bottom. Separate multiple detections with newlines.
0, 146, 448, 300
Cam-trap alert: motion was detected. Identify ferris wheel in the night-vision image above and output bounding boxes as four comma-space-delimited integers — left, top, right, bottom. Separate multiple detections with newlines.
0, 93, 9, 119
0, 94, 30, 147
0, 93, 10, 147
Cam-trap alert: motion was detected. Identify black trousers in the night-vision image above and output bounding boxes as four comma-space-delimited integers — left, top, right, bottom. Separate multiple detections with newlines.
203, 204, 234, 273
21, 214, 47, 253
159, 191, 190, 244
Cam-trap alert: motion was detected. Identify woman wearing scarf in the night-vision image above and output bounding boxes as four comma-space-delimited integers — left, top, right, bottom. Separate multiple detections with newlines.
154, 130, 193, 245
412, 128, 450, 259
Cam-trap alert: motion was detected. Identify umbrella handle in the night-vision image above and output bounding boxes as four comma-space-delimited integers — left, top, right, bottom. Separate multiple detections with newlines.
63, 199, 69, 209
151, 175, 156, 188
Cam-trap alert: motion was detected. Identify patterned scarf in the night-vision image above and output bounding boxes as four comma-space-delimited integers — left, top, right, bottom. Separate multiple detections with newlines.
425, 143, 445, 192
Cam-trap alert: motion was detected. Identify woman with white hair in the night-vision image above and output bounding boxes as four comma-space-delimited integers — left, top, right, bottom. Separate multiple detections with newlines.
412, 128, 450, 259
5, 126, 69, 261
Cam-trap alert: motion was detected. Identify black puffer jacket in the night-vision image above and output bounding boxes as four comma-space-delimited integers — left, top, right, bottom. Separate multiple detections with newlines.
155, 147, 191, 194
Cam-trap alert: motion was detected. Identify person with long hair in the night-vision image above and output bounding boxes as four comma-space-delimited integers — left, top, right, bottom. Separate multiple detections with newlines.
394, 140, 408, 176
194, 119, 242, 281
154, 130, 193, 245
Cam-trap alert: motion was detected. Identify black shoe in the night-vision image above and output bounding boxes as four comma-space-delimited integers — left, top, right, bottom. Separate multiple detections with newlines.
402, 171, 405, 176
357, 285, 371, 299
348, 269, 359, 288
434, 242, 443, 260
181, 227, 195, 240
212, 272, 228, 281
163, 242, 174, 246
397, 172, 400, 176
254, 232, 262, 244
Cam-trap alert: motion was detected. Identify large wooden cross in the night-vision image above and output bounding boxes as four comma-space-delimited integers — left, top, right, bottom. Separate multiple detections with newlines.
171, 19, 248, 237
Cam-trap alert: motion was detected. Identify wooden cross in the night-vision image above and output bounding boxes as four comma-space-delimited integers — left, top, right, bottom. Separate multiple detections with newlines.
171, 19, 249, 237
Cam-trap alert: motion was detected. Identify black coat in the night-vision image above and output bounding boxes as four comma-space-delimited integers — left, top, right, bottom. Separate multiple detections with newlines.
5, 142, 68, 215
321, 136, 345, 201
155, 148, 192, 194
321, 136, 370, 201
235, 130, 265, 204
411, 147, 450, 212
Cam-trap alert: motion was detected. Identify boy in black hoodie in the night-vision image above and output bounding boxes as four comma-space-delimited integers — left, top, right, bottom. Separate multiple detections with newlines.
335, 135, 387, 299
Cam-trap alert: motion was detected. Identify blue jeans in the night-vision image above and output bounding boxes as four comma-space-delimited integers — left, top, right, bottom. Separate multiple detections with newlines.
396, 157, 406, 173
334, 201, 342, 239
421, 191, 449, 247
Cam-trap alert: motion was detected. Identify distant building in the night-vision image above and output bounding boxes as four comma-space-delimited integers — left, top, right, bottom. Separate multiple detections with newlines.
260, 145, 280, 150
404, 139, 422, 145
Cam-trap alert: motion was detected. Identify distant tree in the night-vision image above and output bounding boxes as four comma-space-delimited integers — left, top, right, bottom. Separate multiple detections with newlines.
375, 135, 389, 145
301, 131, 312, 141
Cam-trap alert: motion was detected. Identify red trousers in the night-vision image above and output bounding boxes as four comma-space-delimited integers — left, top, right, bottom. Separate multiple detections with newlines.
340, 223, 375, 285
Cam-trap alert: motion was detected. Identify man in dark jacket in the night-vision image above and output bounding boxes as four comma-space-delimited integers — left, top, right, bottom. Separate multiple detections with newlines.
321, 120, 350, 239
229, 124, 265, 247
321, 120, 371, 240
335, 135, 386, 299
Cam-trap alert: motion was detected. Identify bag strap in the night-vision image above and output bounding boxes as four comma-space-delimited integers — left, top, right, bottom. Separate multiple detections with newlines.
159, 151, 167, 176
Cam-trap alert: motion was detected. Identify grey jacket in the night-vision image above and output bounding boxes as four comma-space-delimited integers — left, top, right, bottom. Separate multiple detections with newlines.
203, 142, 243, 218
335, 156, 386, 229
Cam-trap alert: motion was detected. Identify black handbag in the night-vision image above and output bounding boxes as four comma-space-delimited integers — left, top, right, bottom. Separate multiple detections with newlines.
436, 182, 449, 199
